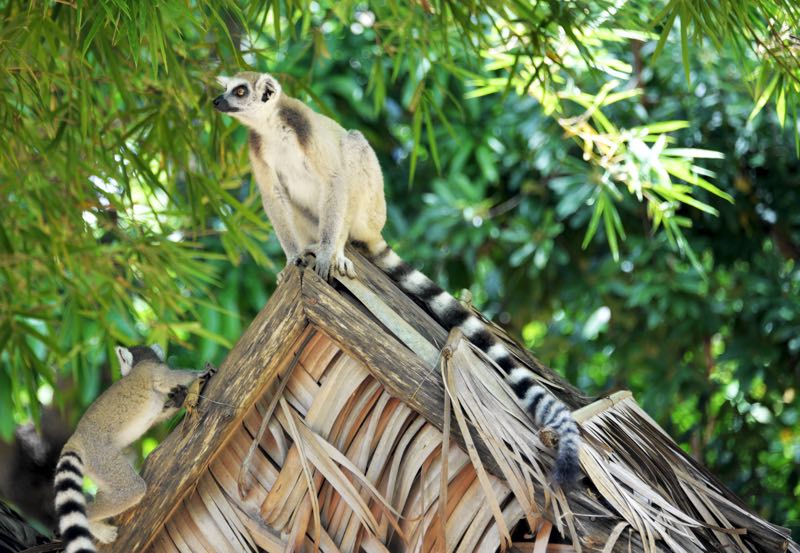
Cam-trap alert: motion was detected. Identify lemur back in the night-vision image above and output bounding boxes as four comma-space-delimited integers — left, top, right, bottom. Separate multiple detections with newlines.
214, 72, 581, 486
54, 345, 212, 553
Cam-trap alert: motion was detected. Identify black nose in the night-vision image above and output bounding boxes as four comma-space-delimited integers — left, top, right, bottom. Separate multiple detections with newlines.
212, 95, 236, 113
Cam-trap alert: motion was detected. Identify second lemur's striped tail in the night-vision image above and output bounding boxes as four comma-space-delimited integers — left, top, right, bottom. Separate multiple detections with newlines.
356, 239, 581, 486
54, 451, 96, 553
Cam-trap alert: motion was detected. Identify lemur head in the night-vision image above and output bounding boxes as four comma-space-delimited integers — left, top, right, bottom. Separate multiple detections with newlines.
213, 72, 282, 127
115, 344, 165, 376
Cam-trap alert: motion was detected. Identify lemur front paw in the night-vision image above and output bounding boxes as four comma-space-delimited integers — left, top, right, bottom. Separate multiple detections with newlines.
164, 385, 188, 409
89, 520, 118, 543
200, 362, 217, 384
313, 253, 333, 281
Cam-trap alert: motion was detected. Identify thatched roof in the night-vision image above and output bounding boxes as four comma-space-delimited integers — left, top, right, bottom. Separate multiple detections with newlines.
97, 249, 798, 553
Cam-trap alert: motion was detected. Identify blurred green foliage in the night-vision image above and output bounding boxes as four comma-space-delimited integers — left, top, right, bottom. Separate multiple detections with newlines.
1, 0, 798, 537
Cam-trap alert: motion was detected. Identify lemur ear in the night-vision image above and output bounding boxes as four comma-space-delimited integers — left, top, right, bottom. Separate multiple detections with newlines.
256, 74, 279, 103
150, 344, 165, 361
216, 75, 231, 89
116, 346, 134, 376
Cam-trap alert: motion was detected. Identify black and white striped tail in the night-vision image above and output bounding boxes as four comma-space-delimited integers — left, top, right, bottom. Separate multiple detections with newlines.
54, 451, 96, 553
358, 239, 581, 486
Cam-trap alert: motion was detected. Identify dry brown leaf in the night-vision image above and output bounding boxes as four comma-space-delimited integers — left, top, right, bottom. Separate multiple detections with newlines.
279, 398, 322, 553
442, 344, 512, 550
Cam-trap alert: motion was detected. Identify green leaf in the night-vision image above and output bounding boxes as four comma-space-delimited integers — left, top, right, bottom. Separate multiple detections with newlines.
167, 322, 233, 348
582, 190, 605, 250
749, 73, 780, 123
409, 108, 423, 185
679, 7, 691, 86
423, 103, 441, 173
776, 86, 786, 127
475, 145, 498, 182
652, 6, 678, 62
0, 366, 14, 441
603, 197, 621, 261
631, 121, 691, 135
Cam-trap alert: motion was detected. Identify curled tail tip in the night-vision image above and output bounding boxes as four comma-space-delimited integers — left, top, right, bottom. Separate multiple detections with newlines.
552, 447, 582, 488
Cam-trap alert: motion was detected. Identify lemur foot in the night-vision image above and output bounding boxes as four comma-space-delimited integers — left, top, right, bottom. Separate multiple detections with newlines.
295, 245, 355, 280
312, 254, 331, 281
293, 251, 315, 268
334, 253, 357, 279
89, 520, 118, 543
311, 251, 356, 281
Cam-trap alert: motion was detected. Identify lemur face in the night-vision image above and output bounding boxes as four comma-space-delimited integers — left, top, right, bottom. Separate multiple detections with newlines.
213, 72, 281, 127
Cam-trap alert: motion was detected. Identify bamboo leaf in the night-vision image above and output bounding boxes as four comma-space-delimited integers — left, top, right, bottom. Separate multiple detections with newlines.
663, 148, 724, 159
423, 103, 441, 173
776, 86, 786, 127
582, 190, 605, 250
749, 73, 780, 122
679, 7, 691, 86
652, 7, 678, 62
409, 108, 423, 185
603, 198, 620, 261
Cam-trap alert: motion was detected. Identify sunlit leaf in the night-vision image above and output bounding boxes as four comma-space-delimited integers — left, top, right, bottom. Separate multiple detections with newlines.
749, 73, 780, 123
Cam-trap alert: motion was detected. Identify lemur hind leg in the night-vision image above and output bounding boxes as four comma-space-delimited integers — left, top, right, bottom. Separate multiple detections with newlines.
315, 130, 382, 280
84, 448, 146, 526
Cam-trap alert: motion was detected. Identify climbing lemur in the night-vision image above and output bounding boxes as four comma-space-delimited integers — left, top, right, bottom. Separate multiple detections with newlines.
214, 72, 581, 486
53, 345, 215, 553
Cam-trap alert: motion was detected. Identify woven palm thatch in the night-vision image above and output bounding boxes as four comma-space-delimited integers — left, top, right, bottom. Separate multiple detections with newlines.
95, 251, 798, 553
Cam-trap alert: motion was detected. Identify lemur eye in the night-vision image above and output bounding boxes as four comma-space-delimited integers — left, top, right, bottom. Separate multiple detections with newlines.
234, 86, 247, 97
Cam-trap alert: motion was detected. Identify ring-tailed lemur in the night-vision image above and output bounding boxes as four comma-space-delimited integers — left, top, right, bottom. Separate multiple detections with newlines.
213, 72, 581, 486
213, 72, 385, 284
54, 345, 215, 553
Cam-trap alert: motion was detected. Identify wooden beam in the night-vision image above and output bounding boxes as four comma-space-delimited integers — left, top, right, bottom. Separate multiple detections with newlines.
334, 273, 441, 367
343, 247, 448, 349
572, 391, 633, 423
99, 268, 309, 553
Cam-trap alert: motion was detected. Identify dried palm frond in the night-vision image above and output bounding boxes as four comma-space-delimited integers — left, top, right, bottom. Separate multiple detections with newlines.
439, 329, 574, 549
430, 324, 798, 553
577, 394, 797, 553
